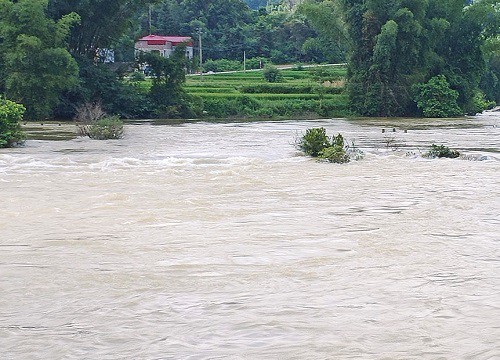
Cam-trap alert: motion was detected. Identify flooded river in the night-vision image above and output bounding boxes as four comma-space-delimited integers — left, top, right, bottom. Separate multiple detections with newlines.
1, 114, 499, 359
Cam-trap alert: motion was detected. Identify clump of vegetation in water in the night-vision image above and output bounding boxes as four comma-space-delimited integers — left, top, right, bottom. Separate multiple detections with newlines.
319, 133, 350, 164
75, 102, 124, 140
299, 127, 330, 156
0, 97, 26, 148
86, 116, 124, 140
298, 127, 362, 163
424, 144, 460, 159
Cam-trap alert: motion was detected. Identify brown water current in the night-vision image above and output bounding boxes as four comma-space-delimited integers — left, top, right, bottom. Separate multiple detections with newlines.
1, 113, 499, 359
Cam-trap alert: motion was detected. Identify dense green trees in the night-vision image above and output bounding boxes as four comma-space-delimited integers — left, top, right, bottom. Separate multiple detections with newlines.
297, 0, 348, 63
337, 0, 498, 117
0, 0, 157, 119
413, 75, 462, 118
471, 0, 500, 104
47, 0, 153, 59
144, 0, 337, 64
0, 0, 79, 119
245, 0, 268, 9
147, 0, 253, 61
47, 0, 158, 119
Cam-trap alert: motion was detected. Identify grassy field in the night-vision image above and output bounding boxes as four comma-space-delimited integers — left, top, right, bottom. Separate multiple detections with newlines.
138, 64, 350, 119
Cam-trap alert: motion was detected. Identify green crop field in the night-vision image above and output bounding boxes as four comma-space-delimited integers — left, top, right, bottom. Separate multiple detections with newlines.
133, 65, 349, 119
187, 65, 349, 118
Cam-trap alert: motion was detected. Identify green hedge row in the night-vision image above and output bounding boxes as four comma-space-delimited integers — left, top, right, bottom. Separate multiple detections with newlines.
186, 87, 238, 93
195, 70, 310, 81
198, 72, 265, 80
239, 84, 344, 94
184, 82, 238, 89
193, 93, 343, 100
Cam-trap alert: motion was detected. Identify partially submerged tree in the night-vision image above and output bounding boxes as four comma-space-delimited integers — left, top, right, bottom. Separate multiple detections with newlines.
298, 127, 358, 163
75, 102, 124, 140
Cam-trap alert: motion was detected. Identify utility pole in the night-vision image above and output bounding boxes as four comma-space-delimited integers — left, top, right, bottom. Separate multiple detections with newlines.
243, 50, 246, 72
197, 28, 203, 75
148, 5, 152, 35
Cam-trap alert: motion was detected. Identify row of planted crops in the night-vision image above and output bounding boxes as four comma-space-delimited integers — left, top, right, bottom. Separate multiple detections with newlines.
182, 66, 349, 118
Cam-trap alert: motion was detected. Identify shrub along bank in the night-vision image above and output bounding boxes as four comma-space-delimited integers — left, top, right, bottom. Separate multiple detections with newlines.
0, 97, 25, 148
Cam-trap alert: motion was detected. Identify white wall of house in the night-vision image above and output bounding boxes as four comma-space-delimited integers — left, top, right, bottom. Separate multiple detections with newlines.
135, 40, 193, 60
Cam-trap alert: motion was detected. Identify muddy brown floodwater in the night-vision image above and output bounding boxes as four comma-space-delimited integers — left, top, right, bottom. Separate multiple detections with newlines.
1, 113, 499, 359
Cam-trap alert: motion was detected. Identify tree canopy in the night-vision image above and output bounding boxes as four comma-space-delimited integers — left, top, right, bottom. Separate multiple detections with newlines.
48, 0, 155, 58
336, 0, 497, 116
0, 0, 80, 119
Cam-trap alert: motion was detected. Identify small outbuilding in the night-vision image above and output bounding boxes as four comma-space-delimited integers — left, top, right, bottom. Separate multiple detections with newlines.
135, 34, 194, 59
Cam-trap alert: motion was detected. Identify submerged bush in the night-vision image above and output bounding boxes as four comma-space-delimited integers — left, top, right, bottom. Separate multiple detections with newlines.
86, 116, 124, 140
74, 101, 106, 124
424, 144, 460, 159
0, 97, 26, 148
298, 128, 356, 163
75, 102, 124, 140
298, 127, 330, 156
319, 134, 350, 164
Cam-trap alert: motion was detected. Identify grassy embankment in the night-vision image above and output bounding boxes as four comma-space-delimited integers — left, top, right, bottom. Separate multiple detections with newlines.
137, 64, 349, 119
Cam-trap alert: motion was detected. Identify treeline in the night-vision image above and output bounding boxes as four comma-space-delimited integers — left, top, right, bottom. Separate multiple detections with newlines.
0, 0, 156, 120
128, 0, 343, 64
336, 0, 500, 116
0, 0, 498, 121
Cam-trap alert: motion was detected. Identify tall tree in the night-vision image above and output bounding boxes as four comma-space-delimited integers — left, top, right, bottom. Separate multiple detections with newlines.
138, 47, 195, 118
48, 0, 155, 59
298, 0, 348, 54
0, 0, 80, 119
46, 0, 159, 119
469, 0, 500, 103
339, 0, 492, 116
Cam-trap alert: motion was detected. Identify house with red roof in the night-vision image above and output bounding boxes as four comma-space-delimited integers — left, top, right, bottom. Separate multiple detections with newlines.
135, 34, 194, 59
